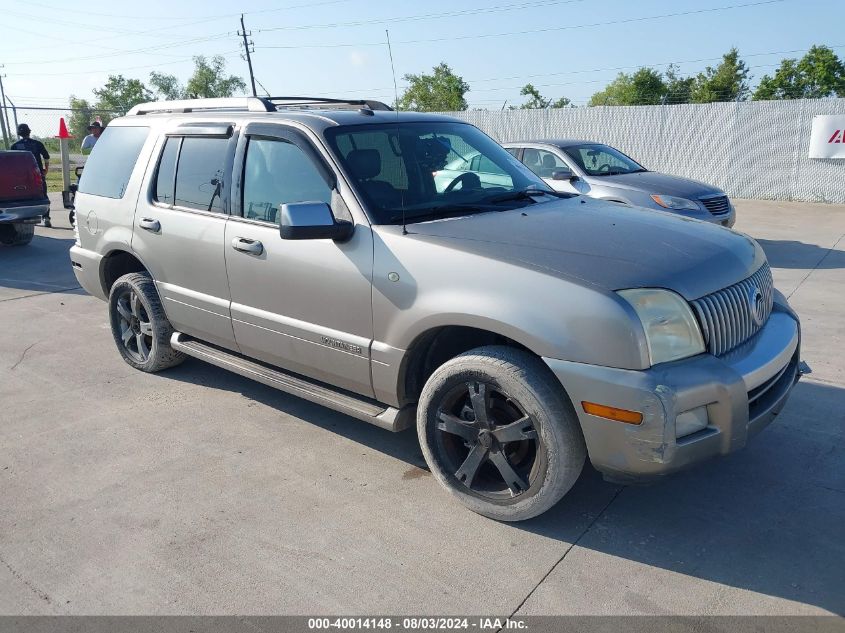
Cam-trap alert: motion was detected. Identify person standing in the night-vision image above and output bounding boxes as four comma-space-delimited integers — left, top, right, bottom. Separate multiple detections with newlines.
11, 123, 51, 227
80, 121, 104, 151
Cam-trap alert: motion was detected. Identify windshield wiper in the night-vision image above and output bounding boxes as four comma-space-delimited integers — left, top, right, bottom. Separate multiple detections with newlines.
387, 204, 495, 225
598, 168, 647, 176
483, 188, 569, 204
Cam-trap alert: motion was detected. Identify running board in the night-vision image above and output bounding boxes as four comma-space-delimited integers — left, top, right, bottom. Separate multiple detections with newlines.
170, 332, 414, 432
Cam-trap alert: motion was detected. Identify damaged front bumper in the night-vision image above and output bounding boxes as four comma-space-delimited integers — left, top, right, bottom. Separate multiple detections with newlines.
544, 303, 802, 482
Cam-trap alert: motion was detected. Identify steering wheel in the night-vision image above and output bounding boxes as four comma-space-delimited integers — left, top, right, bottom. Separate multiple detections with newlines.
598, 164, 612, 173
444, 172, 481, 193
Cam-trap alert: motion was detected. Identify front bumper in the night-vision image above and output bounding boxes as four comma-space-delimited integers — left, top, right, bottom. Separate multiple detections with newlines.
544, 305, 800, 481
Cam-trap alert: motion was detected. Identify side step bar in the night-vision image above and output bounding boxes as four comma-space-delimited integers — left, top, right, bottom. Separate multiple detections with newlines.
170, 332, 414, 432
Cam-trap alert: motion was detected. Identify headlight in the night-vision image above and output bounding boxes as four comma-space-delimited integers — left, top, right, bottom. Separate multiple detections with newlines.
618, 288, 705, 365
650, 194, 700, 211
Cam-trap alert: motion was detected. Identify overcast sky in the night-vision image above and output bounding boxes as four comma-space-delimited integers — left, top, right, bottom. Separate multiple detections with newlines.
1, 0, 842, 111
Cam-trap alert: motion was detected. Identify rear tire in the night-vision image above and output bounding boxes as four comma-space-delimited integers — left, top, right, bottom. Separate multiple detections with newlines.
417, 345, 586, 522
0, 223, 35, 246
108, 272, 185, 372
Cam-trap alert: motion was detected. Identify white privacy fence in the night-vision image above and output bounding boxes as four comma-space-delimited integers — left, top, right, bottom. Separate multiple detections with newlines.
441, 98, 845, 204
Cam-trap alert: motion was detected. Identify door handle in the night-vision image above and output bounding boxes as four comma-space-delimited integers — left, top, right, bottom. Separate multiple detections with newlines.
139, 218, 161, 232
231, 237, 263, 255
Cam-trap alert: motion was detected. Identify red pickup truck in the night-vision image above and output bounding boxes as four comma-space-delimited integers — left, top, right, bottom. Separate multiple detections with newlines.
0, 150, 50, 246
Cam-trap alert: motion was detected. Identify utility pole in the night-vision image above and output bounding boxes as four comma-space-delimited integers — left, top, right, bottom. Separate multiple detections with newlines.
239, 15, 257, 97
0, 67, 9, 149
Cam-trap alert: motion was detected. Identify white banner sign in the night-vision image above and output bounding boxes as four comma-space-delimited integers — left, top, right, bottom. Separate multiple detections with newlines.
809, 115, 845, 159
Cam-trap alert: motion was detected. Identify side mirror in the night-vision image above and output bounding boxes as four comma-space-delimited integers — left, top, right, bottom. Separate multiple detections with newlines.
280, 202, 354, 242
552, 169, 576, 181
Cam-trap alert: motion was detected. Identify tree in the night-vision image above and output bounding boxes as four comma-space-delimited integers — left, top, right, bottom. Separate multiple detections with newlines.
149, 71, 184, 101
754, 45, 845, 100
68, 96, 95, 142
589, 68, 666, 106
92, 75, 153, 114
398, 63, 469, 111
518, 83, 571, 109
186, 55, 246, 98
149, 56, 246, 100
689, 48, 751, 103
664, 64, 695, 104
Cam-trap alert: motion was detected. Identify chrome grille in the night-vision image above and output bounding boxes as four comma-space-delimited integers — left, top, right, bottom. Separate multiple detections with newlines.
700, 195, 731, 215
691, 264, 774, 356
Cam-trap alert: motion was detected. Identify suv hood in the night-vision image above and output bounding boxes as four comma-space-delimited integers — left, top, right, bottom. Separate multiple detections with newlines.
589, 170, 724, 199
405, 197, 764, 300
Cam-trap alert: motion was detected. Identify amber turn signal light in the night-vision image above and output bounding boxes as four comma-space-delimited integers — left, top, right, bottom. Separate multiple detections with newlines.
581, 401, 643, 425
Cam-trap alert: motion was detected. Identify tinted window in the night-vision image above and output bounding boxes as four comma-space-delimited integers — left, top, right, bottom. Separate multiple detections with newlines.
325, 122, 543, 224
154, 137, 179, 204
78, 126, 149, 199
243, 138, 332, 224
174, 137, 229, 213
562, 144, 644, 177
522, 149, 569, 178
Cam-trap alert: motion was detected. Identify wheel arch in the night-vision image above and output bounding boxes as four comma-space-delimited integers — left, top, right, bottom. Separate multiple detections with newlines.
397, 324, 536, 405
99, 248, 151, 297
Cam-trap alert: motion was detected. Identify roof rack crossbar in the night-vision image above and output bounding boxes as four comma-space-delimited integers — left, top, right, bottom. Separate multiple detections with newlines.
127, 97, 275, 116
125, 96, 393, 116
266, 96, 393, 111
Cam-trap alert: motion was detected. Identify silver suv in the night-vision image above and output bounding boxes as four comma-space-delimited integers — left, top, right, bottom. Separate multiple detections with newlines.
69, 97, 802, 521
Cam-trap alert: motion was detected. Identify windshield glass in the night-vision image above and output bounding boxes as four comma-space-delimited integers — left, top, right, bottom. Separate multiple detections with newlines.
562, 143, 645, 177
324, 121, 552, 224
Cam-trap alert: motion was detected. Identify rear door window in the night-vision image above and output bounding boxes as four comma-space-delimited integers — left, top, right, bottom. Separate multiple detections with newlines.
78, 126, 149, 199
174, 137, 229, 213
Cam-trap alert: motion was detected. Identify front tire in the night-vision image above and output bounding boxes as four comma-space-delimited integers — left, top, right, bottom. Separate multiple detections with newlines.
108, 272, 185, 372
0, 223, 35, 246
417, 346, 586, 522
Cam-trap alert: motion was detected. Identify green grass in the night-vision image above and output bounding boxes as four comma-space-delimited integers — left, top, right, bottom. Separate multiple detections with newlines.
44, 165, 83, 193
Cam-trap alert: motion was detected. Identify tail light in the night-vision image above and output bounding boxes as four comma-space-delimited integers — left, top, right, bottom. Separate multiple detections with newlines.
32, 167, 43, 189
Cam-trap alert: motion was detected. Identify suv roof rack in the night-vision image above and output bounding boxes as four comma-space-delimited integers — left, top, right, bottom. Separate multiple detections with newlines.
126, 96, 393, 116
266, 97, 393, 111
127, 97, 275, 116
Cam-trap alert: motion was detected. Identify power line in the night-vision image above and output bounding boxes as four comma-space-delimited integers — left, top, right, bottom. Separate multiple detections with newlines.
256, 0, 590, 33
19, 0, 353, 22
238, 44, 838, 98
3, 32, 235, 66
257, 0, 787, 49
4, 50, 244, 78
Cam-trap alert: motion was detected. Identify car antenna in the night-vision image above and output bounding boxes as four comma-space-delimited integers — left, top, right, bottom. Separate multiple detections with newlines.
386, 29, 407, 235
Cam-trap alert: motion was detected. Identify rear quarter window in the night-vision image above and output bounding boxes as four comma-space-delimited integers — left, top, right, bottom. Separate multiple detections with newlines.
78, 126, 150, 199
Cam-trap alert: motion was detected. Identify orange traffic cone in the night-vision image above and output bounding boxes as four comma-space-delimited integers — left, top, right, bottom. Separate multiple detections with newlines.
56, 117, 72, 139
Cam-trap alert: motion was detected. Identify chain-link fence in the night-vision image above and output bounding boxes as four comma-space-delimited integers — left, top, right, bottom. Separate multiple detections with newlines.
442, 98, 845, 204
4, 100, 844, 202
0, 105, 120, 154
0, 106, 121, 192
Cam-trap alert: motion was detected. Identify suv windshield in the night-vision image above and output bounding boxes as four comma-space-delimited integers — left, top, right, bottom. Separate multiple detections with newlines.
562, 143, 646, 177
325, 121, 555, 224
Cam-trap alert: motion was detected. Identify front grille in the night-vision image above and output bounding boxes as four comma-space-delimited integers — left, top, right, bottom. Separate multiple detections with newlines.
700, 195, 731, 215
691, 264, 774, 356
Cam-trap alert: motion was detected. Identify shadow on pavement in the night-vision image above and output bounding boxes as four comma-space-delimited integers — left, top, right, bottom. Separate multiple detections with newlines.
161, 359, 845, 615
757, 238, 845, 270
0, 232, 82, 297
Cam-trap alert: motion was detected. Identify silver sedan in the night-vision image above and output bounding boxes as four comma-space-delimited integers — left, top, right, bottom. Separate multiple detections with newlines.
503, 139, 736, 227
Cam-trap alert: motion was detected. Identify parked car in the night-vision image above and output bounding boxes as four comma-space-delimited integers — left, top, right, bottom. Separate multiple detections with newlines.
0, 150, 49, 246
70, 97, 801, 521
503, 140, 736, 227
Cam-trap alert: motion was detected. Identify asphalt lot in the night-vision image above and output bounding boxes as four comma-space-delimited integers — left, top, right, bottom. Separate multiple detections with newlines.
0, 197, 843, 616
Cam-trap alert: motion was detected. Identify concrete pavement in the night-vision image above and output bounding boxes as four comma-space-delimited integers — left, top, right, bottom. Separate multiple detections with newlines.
0, 197, 842, 615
